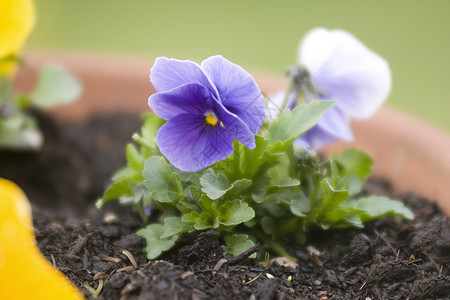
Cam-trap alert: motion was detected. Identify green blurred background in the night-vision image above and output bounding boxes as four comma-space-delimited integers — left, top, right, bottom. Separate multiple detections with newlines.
27, 0, 450, 132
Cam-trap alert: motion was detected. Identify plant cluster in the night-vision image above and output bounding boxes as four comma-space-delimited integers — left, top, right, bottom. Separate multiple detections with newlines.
98, 28, 413, 260
0, 0, 81, 150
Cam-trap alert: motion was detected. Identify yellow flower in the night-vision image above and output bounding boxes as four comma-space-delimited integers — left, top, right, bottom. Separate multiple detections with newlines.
0, 0, 35, 76
0, 178, 84, 299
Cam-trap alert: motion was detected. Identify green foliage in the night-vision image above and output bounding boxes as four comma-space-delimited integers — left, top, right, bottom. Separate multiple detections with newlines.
347, 196, 414, 221
100, 103, 414, 260
0, 108, 42, 149
223, 234, 255, 257
0, 64, 81, 150
96, 114, 163, 221
218, 200, 255, 226
136, 224, 179, 259
200, 169, 252, 200
29, 64, 82, 108
143, 156, 184, 203
264, 100, 335, 151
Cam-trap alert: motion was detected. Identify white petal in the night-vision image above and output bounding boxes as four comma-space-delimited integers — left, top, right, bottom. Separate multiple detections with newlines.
298, 28, 334, 75
299, 28, 391, 119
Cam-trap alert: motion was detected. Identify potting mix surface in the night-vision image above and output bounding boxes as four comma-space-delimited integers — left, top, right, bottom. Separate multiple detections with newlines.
0, 112, 448, 300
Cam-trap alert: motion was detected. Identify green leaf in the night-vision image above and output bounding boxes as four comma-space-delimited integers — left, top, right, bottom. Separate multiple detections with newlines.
182, 211, 218, 230
96, 165, 146, 208
143, 156, 183, 203
218, 201, 255, 226
351, 196, 414, 221
333, 148, 373, 194
217, 136, 280, 185
342, 215, 364, 228
181, 211, 200, 223
334, 149, 372, 179
319, 206, 365, 228
126, 143, 143, 171
329, 158, 339, 179
200, 169, 229, 199
112, 166, 139, 181
316, 195, 413, 230
265, 101, 335, 149
175, 200, 198, 214
266, 178, 300, 193
197, 194, 217, 214
290, 193, 310, 217
194, 212, 219, 230
141, 113, 164, 145
251, 192, 265, 203
30, 64, 82, 108
223, 234, 255, 257
313, 178, 351, 226
239, 136, 279, 178
260, 216, 276, 235
137, 224, 179, 260
171, 166, 202, 186
224, 178, 252, 199
320, 178, 351, 208
183, 185, 202, 202
132, 187, 152, 222
101, 178, 134, 203
200, 168, 252, 200
161, 217, 193, 238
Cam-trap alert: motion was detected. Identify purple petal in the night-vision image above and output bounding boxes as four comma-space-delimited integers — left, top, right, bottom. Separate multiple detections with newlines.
144, 204, 153, 216
148, 83, 211, 120
156, 114, 234, 172
211, 99, 256, 149
297, 127, 337, 150
297, 105, 353, 150
150, 57, 218, 96
299, 28, 391, 119
201, 55, 266, 134
314, 104, 353, 141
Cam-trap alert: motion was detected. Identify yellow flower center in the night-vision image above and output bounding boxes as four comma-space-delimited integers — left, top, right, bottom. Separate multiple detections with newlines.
205, 113, 219, 126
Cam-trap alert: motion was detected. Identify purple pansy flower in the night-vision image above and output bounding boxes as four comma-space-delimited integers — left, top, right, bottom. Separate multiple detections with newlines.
268, 28, 391, 150
148, 55, 265, 172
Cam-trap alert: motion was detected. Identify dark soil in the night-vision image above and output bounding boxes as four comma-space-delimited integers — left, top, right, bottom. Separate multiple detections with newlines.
1, 112, 449, 300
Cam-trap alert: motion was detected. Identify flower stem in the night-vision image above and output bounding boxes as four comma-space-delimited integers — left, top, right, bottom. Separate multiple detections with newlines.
132, 133, 156, 152
277, 217, 300, 236
252, 230, 297, 261
280, 77, 295, 112
286, 144, 298, 178
301, 80, 320, 103
233, 142, 241, 176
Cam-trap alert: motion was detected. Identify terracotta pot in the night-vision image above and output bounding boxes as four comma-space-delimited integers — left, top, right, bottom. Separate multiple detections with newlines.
14, 52, 450, 216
